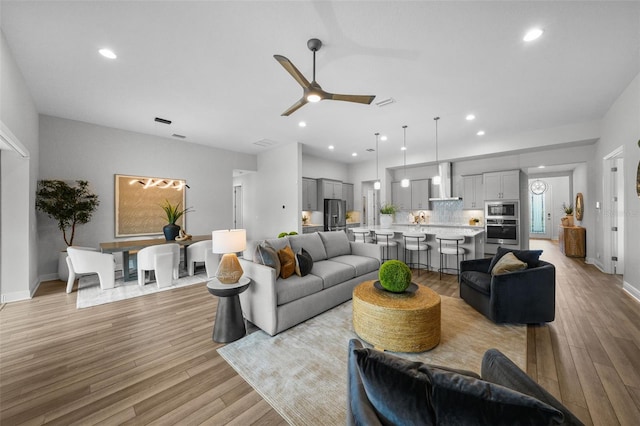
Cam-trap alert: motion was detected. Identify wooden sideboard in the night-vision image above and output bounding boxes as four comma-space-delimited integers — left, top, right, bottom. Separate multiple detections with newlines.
559, 226, 586, 258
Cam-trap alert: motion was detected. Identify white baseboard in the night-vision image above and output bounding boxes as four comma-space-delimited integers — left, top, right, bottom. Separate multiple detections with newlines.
623, 281, 640, 304
1, 290, 32, 303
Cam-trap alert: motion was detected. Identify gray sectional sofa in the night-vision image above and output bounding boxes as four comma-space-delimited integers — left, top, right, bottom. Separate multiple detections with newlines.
239, 231, 381, 335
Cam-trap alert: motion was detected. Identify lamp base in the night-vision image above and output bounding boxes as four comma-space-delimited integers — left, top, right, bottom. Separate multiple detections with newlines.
216, 253, 244, 284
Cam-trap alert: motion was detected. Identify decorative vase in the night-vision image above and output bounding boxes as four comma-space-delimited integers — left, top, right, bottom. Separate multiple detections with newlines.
380, 214, 393, 228
565, 215, 574, 227
163, 223, 181, 241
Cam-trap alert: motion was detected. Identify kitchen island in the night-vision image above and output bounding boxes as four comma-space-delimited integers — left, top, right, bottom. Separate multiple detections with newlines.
347, 224, 485, 261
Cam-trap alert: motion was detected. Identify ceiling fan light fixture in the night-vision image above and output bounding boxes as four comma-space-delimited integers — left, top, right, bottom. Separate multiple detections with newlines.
307, 93, 321, 103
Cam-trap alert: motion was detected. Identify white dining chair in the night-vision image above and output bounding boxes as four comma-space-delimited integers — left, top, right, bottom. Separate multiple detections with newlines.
137, 243, 180, 288
66, 246, 116, 293
186, 240, 219, 277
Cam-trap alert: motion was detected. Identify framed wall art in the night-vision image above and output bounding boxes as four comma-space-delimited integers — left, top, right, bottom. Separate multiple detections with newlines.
115, 174, 187, 237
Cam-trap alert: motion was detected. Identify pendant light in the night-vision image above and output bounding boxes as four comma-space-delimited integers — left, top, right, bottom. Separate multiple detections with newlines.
400, 125, 410, 188
432, 117, 441, 186
374, 132, 381, 190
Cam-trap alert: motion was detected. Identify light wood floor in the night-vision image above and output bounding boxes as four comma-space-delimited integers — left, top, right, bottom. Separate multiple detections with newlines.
1, 239, 638, 425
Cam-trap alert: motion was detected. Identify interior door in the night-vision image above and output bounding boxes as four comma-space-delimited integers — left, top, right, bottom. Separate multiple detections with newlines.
233, 185, 243, 229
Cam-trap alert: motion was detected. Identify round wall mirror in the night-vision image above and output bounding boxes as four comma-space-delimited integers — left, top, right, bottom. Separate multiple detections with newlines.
575, 193, 584, 221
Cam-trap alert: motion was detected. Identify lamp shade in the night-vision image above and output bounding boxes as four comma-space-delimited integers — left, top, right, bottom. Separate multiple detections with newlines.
212, 229, 246, 254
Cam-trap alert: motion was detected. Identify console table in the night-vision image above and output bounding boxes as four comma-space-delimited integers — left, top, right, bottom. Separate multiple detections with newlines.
559, 226, 586, 258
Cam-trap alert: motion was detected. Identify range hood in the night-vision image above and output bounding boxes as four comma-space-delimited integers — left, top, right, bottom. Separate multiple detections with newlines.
429, 162, 462, 201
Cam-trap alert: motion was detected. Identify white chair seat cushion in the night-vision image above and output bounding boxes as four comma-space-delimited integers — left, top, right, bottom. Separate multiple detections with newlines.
439, 246, 466, 255
377, 240, 398, 247
406, 243, 430, 251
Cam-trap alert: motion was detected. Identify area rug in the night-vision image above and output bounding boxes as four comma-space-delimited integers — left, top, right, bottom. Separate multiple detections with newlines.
218, 296, 526, 426
76, 270, 208, 309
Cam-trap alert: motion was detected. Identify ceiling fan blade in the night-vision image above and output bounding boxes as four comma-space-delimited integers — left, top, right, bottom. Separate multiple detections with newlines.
274, 55, 311, 89
281, 97, 308, 116
327, 93, 376, 104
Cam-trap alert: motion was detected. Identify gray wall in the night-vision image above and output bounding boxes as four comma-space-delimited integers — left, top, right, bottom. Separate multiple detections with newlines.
37, 115, 256, 278
1, 32, 40, 302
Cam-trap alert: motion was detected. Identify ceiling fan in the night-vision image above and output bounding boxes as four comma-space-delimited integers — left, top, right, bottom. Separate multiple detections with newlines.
274, 38, 376, 116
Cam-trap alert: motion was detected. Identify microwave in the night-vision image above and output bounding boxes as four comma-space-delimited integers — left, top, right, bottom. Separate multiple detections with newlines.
486, 201, 518, 219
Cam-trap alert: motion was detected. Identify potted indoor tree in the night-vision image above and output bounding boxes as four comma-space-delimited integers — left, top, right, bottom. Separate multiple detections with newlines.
379, 202, 398, 228
36, 180, 100, 280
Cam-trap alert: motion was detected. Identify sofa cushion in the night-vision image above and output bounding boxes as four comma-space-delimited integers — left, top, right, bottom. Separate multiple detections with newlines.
318, 231, 351, 258
277, 245, 296, 279
330, 254, 379, 276
489, 247, 543, 271
295, 248, 313, 277
491, 252, 527, 275
276, 273, 324, 305
288, 233, 328, 262
428, 367, 563, 425
460, 271, 492, 295
253, 243, 281, 278
265, 237, 290, 252
310, 260, 356, 289
353, 346, 436, 425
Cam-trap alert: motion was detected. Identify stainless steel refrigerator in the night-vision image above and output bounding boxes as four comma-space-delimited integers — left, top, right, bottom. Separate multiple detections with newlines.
324, 199, 346, 231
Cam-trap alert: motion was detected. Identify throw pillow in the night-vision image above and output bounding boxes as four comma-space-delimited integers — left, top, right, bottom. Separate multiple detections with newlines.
354, 347, 436, 425
428, 365, 563, 425
277, 245, 296, 279
491, 252, 527, 275
253, 243, 281, 278
489, 247, 543, 271
295, 248, 313, 277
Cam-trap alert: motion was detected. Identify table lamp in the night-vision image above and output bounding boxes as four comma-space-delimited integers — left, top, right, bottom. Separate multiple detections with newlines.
212, 229, 246, 284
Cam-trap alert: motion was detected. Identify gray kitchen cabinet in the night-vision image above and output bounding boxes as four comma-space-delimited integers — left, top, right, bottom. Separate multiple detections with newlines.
317, 179, 343, 205
483, 170, 519, 200
391, 181, 411, 211
410, 179, 430, 210
462, 175, 483, 209
342, 183, 354, 211
302, 177, 318, 211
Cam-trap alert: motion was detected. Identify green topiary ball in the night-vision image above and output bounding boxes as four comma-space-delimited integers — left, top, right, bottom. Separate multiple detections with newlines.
378, 260, 412, 293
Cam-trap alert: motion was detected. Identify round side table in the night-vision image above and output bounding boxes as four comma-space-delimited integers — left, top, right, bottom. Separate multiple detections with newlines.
206, 277, 251, 343
353, 280, 441, 352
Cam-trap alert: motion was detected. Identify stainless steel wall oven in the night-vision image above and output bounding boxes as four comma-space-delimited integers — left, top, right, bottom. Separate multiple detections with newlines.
485, 201, 519, 245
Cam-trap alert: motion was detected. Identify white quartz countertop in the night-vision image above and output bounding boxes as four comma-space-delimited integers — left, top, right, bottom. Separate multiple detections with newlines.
353, 224, 485, 237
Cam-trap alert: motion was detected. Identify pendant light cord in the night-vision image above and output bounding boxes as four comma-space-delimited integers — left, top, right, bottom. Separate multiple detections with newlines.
402, 125, 407, 176
434, 117, 440, 164
375, 132, 380, 181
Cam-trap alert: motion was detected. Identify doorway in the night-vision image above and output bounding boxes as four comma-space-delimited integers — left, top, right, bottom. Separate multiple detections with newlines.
604, 150, 625, 275
528, 175, 570, 241
233, 185, 243, 229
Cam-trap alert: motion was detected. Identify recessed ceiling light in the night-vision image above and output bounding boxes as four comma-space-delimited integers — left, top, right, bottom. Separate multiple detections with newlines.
380, 135, 388, 141
352, 152, 358, 157
298, 121, 306, 127
466, 114, 476, 121
476, 130, 485, 136
328, 145, 334, 150
523, 28, 544, 42
401, 146, 407, 151
98, 48, 117, 59
538, 165, 546, 169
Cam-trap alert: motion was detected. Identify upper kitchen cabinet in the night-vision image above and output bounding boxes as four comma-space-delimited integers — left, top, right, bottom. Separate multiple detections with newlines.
462, 175, 483, 209
318, 178, 343, 200
410, 179, 430, 210
302, 177, 318, 211
391, 181, 411, 211
342, 183, 354, 211
483, 170, 519, 200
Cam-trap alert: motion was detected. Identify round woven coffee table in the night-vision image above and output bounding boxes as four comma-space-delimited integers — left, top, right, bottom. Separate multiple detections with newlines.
353, 280, 441, 352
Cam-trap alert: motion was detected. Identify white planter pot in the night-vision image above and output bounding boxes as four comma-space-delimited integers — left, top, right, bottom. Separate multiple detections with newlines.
58, 250, 69, 282
380, 214, 393, 228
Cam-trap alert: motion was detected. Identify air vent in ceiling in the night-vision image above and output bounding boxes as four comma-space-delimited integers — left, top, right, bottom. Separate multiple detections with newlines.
366, 148, 375, 152
253, 139, 278, 147
375, 98, 395, 107
172, 134, 186, 139
155, 117, 172, 125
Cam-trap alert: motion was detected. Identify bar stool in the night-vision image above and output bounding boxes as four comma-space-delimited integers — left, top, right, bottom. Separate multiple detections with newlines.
402, 231, 431, 276
374, 230, 398, 263
351, 228, 373, 243
436, 234, 466, 280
